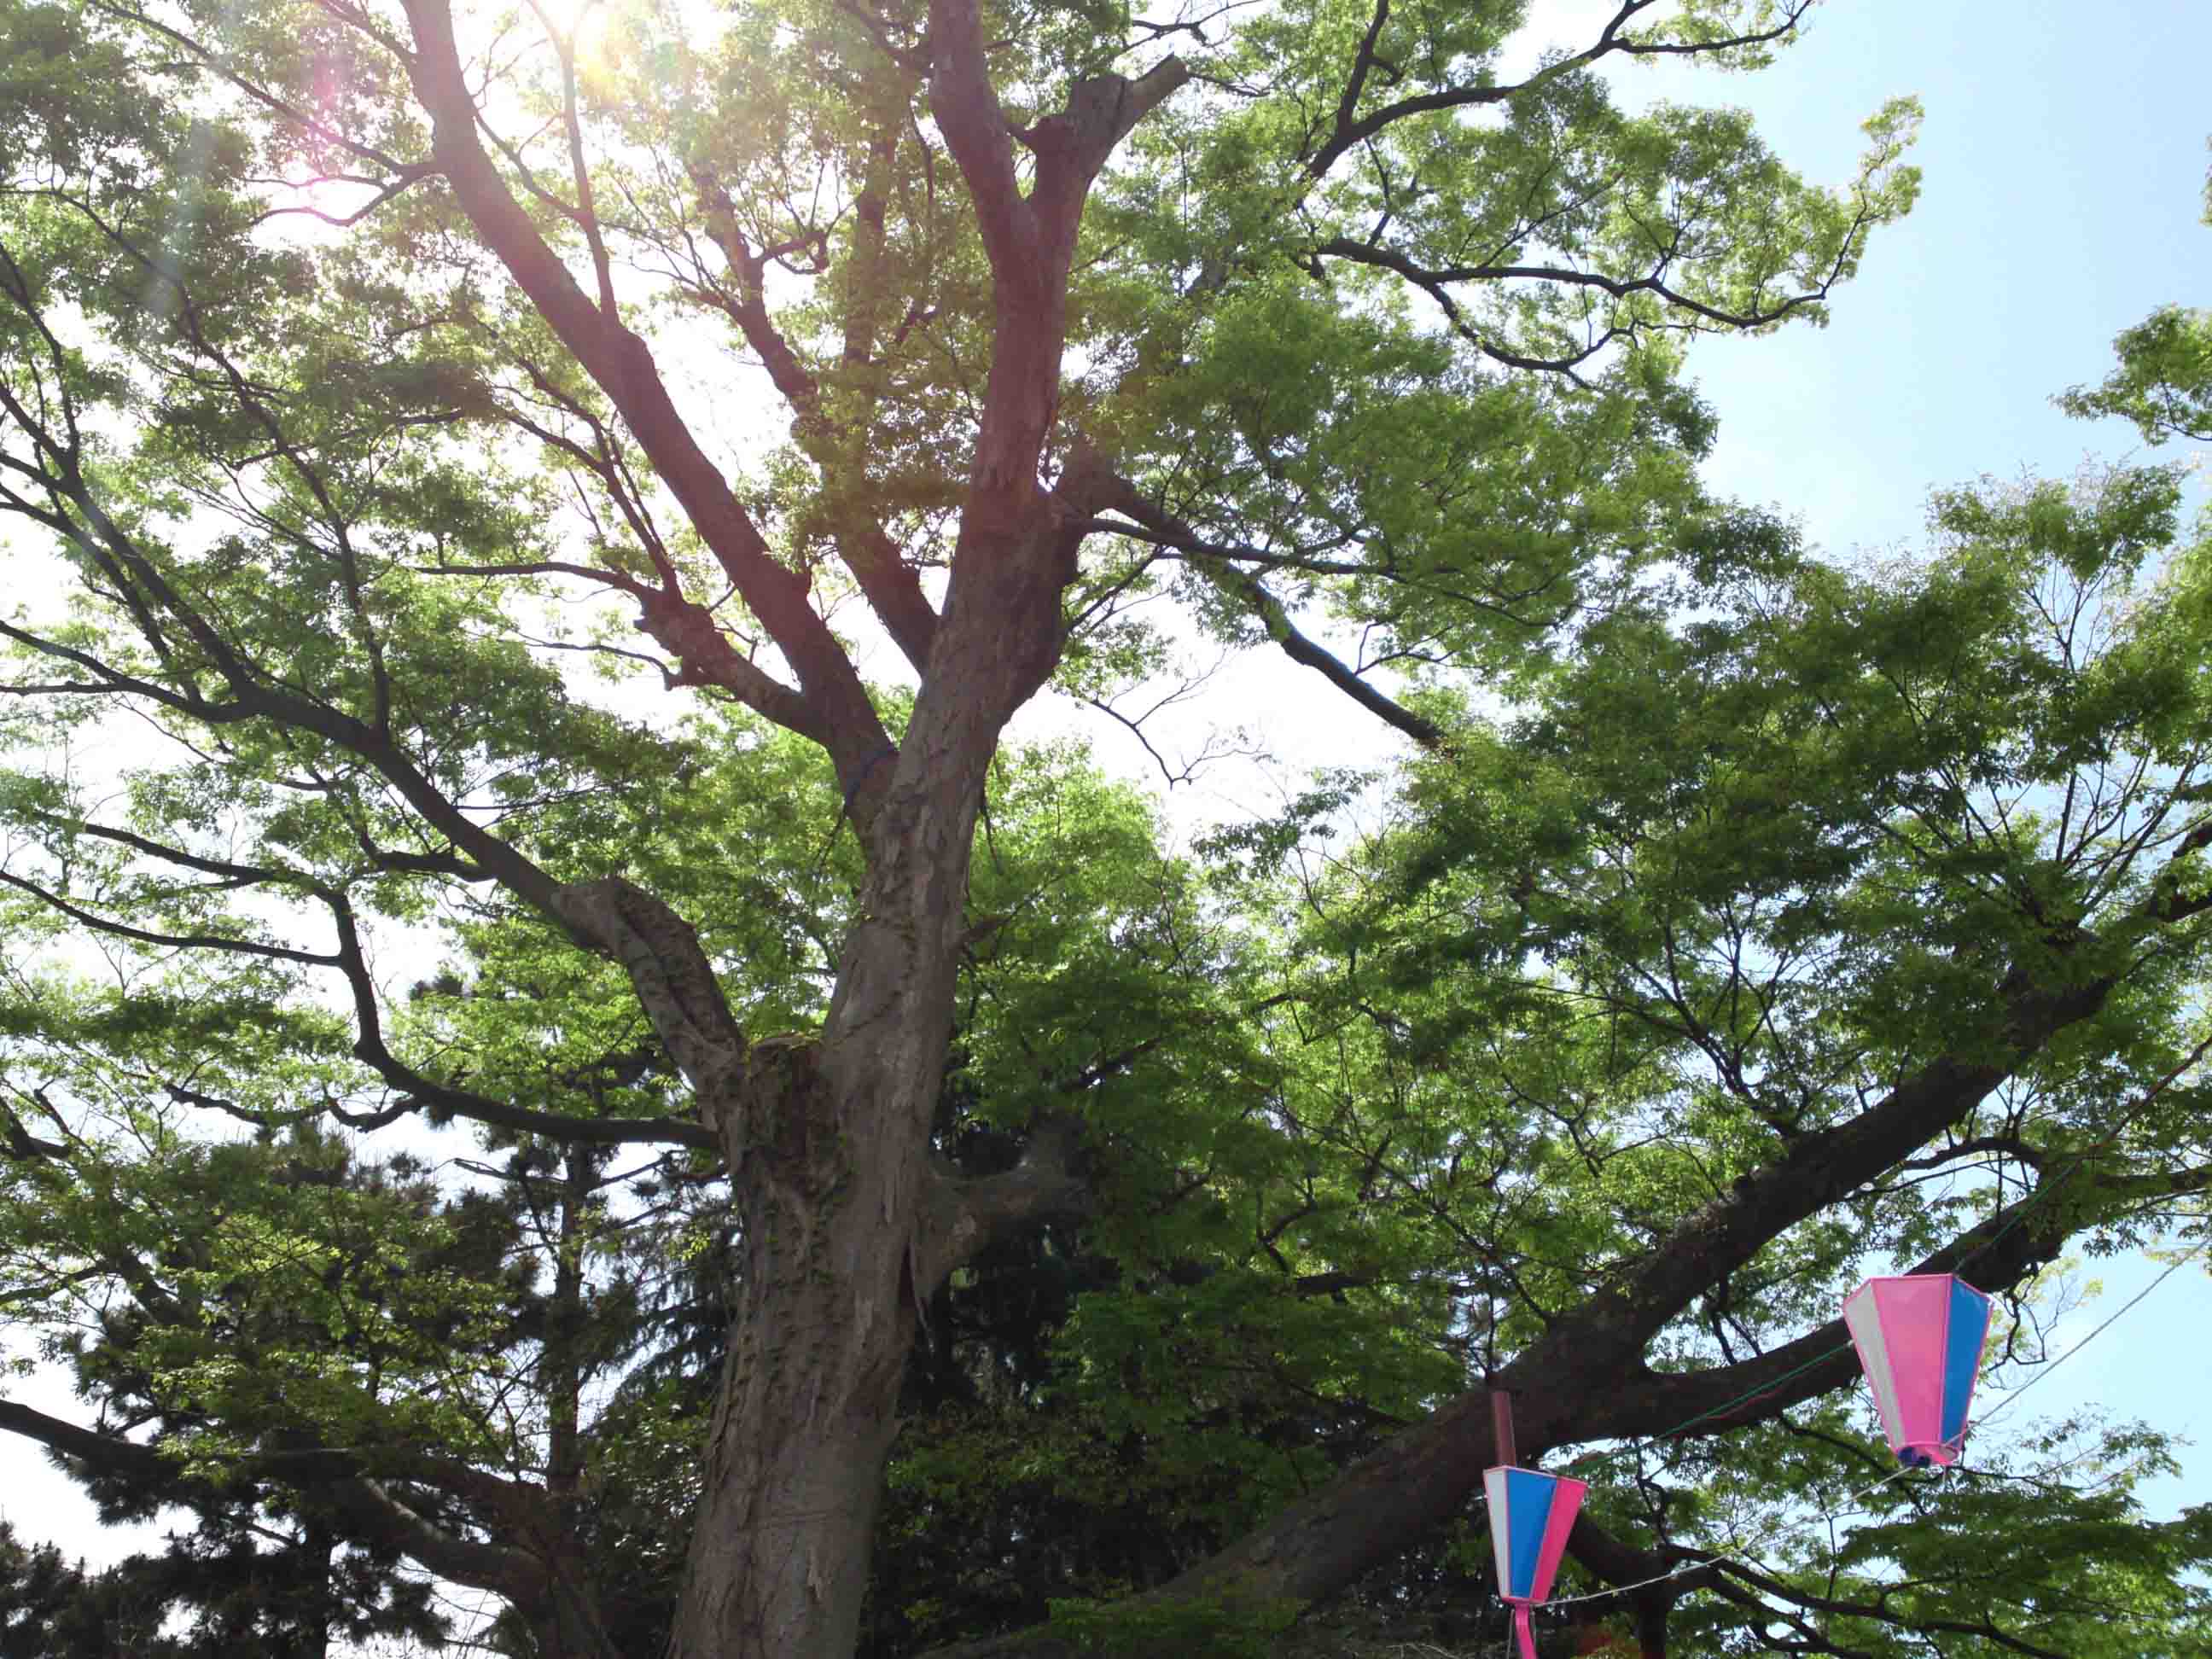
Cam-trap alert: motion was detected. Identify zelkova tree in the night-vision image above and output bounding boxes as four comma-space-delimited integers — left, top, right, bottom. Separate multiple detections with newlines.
15, 0, 2164, 1650
2063, 153, 2212, 445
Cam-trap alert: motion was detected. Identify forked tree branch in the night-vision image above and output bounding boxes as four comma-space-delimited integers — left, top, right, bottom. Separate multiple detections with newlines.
397, 0, 894, 789
689, 163, 941, 671
926, 0, 1185, 532
1306, 0, 1816, 178
324, 887, 721, 1150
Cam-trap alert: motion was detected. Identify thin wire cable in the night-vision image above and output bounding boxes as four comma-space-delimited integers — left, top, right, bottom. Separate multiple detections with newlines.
1557, 1339, 1848, 1479
1970, 1237, 2208, 1433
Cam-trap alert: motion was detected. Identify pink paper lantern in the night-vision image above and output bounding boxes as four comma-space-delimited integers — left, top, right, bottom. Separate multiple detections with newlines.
1842, 1273, 1992, 1467
1484, 1464, 1587, 1659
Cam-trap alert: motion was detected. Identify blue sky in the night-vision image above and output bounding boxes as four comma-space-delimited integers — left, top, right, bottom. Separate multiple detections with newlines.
1545, 0, 2212, 1529
1644, 0, 2211, 557
3, 0, 2209, 1627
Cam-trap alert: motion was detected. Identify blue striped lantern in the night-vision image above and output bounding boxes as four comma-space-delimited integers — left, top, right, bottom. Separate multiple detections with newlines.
1842, 1273, 1993, 1467
1484, 1464, 1587, 1659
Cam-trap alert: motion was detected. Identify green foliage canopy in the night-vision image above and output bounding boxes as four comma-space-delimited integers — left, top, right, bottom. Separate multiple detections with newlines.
1, 0, 2209, 1655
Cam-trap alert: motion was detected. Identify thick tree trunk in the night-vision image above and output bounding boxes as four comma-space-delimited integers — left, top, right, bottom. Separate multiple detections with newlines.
663, 1077, 917, 1659
668, 742, 990, 1659
400, 0, 1187, 1644
668, 1318, 906, 1659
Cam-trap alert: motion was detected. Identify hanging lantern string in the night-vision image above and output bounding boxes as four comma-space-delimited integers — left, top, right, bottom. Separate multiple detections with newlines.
1542, 1557, 1705, 1608
1553, 1045, 2212, 1483
1481, 1054, 2208, 1650
1537, 1234, 2207, 1619
1557, 1342, 1846, 1480
1534, 1347, 2191, 1633
1530, 1529, 2197, 1647
1530, 1477, 1911, 1619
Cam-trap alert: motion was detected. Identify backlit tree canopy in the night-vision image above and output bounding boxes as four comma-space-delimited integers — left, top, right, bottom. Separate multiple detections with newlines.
3, 0, 2209, 1654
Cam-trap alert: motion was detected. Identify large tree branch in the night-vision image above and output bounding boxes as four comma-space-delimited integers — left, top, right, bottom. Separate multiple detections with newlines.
0, 615, 226, 719
1019, 59, 1193, 272
923, 0, 1036, 299
7, 432, 736, 1153
327, 1476, 546, 1600
544, 877, 748, 1115
1306, 0, 1815, 178
0, 661, 733, 1155
926, 0, 1185, 528
472, 342, 847, 737
1592, 1150, 2212, 1447
1562, 946, 2137, 1379
1580, 927, 2212, 1378
913, 1110, 1093, 1295
397, 0, 891, 784
1099, 477, 1450, 749
689, 165, 941, 671
323, 888, 720, 1150
0, 1397, 547, 1602
0, 1395, 176, 1479
632, 588, 838, 742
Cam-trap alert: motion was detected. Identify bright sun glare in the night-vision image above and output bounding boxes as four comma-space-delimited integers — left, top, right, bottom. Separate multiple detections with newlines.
263, 0, 646, 248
